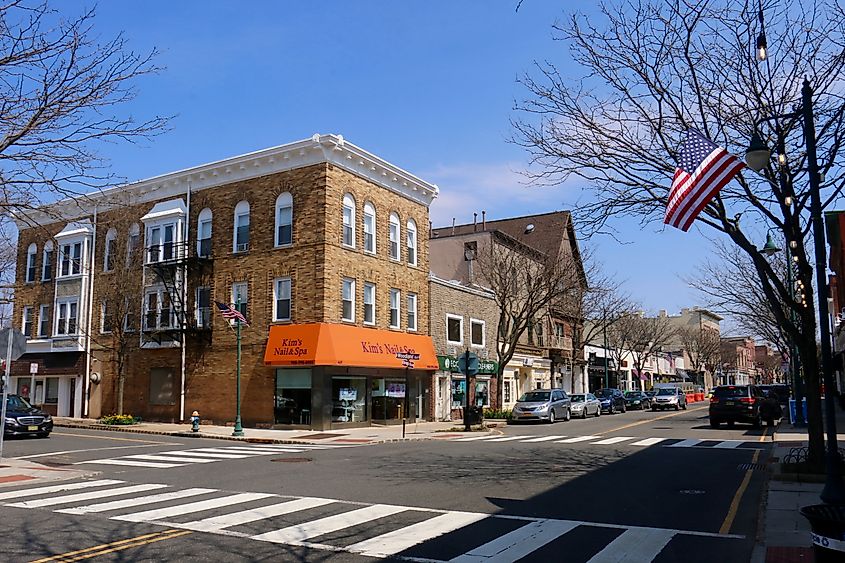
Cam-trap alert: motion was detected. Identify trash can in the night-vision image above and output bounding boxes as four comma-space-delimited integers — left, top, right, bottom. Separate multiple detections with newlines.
466, 406, 484, 425
789, 398, 808, 424
800, 504, 845, 563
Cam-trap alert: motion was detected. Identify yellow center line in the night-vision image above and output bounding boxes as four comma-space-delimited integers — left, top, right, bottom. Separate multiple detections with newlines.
29, 530, 191, 563
51, 432, 171, 444
719, 449, 760, 534
597, 405, 708, 436
759, 427, 769, 442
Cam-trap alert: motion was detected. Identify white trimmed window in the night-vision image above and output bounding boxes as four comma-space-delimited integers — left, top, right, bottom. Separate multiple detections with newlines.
446, 314, 463, 346
197, 209, 212, 258
275, 192, 293, 247
55, 298, 79, 335
342, 278, 355, 322
124, 297, 137, 332
42, 241, 54, 281
196, 286, 211, 328
22, 306, 33, 337
470, 318, 485, 347
406, 219, 418, 266
342, 193, 355, 248
26, 243, 37, 282
363, 201, 376, 254
389, 288, 401, 329
233, 200, 250, 253
389, 212, 400, 261
273, 277, 292, 321
363, 282, 375, 325
101, 300, 113, 333
59, 242, 82, 277
127, 223, 140, 264
104, 228, 117, 271
144, 289, 174, 330
407, 292, 417, 332
38, 304, 49, 337
232, 282, 248, 319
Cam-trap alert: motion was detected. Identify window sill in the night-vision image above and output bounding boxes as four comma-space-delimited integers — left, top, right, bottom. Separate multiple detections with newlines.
274, 244, 293, 250
341, 318, 356, 324
56, 274, 84, 281
341, 244, 356, 250
271, 318, 292, 324
446, 340, 463, 347
363, 322, 376, 327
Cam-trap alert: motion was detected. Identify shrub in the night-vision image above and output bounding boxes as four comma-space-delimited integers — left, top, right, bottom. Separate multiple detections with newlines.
100, 414, 139, 425
483, 408, 512, 420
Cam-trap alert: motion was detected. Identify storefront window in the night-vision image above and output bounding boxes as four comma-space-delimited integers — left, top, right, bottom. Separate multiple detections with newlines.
275, 369, 312, 425
451, 378, 466, 409
45, 378, 59, 405
475, 380, 490, 407
372, 378, 406, 421
332, 377, 368, 423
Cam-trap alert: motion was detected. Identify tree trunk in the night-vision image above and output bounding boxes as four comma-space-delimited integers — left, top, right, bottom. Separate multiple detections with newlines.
798, 338, 825, 467
117, 372, 125, 416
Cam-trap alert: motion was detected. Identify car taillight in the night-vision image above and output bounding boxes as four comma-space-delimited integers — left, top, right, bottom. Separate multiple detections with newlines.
710, 397, 719, 404
739, 397, 756, 404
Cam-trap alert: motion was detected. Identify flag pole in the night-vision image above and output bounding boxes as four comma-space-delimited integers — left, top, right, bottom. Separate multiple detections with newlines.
232, 296, 244, 437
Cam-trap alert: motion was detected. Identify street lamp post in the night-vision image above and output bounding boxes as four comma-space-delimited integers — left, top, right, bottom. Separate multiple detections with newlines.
232, 296, 244, 437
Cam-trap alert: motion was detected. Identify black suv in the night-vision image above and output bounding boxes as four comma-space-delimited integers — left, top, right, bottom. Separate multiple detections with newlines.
3, 394, 53, 438
709, 385, 778, 428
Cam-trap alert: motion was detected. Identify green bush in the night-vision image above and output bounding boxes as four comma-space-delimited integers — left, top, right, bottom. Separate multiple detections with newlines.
483, 408, 512, 420
100, 414, 140, 425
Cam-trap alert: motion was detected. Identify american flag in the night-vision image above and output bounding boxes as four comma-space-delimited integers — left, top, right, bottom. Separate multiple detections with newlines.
664, 129, 745, 231
215, 301, 249, 326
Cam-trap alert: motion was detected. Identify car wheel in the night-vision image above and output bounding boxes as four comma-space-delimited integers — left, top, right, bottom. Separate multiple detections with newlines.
581, 408, 588, 419
564, 408, 571, 422
596, 407, 601, 417
674, 404, 680, 411
609, 404, 615, 415
727, 421, 736, 428
37, 432, 50, 438
548, 410, 556, 424
709, 419, 720, 428
681, 402, 687, 410
622, 404, 627, 413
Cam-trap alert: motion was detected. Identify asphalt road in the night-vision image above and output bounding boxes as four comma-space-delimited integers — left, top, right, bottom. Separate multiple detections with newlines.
0, 406, 771, 562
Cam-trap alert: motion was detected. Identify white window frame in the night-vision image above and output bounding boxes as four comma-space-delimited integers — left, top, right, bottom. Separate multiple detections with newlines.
123, 296, 137, 332
42, 241, 53, 281
101, 300, 112, 334
363, 201, 376, 254
341, 278, 355, 322
55, 298, 79, 336
146, 223, 177, 264
195, 286, 211, 328
407, 218, 418, 266
389, 288, 401, 329
144, 288, 175, 331
446, 314, 464, 346
363, 282, 376, 326
342, 193, 356, 248
58, 241, 82, 278
274, 192, 293, 247
470, 318, 485, 348
26, 243, 37, 283
22, 306, 33, 337
103, 228, 117, 272
38, 304, 49, 338
407, 292, 417, 332
197, 208, 212, 258
127, 223, 140, 265
233, 200, 250, 253
389, 212, 401, 261
231, 282, 248, 320
273, 277, 292, 322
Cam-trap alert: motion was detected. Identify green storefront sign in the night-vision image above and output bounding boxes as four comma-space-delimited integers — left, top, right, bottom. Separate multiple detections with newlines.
437, 355, 498, 375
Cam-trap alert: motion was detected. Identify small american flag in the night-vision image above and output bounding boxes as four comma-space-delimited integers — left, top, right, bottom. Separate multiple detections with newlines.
665, 129, 745, 231
215, 301, 249, 326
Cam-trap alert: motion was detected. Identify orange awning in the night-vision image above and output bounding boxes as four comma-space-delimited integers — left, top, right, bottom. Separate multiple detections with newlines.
264, 323, 439, 370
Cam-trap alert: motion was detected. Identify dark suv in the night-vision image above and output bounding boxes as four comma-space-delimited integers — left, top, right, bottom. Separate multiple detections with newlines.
3, 394, 53, 438
594, 388, 627, 414
709, 385, 778, 428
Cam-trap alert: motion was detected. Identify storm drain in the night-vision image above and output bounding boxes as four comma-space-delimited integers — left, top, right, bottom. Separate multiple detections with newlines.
271, 457, 313, 463
738, 462, 766, 471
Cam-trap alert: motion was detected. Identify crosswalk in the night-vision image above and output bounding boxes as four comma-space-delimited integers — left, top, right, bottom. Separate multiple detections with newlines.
1, 478, 744, 562
70, 443, 357, 469
448, 434, 765, 450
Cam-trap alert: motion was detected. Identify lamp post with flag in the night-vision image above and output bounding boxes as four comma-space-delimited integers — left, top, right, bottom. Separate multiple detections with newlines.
215, 299, 249, 437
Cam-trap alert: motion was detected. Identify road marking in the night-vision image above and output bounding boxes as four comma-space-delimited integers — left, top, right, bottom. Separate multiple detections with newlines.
346, 511, 488, 558
75, 459, 184, 468
172, 448, 252, 458
171, 497, 335, 533
759, 427, 770, 443
198, 447, 281, 455
252, 504, 408, 545
450, 519, 579, 563
57, 488, 216, 515
591, 436, 636, 445
51, 432, 168, 444
121, 454, 218, 463
555, 435, 602, 443
713, 440, 745, 449
597, 406, 707, 435
667, 439, 702, 448
586, 527, 675, 562
7, 484, 167, 509
486, 436, 537, 442
112, 492, 274, 522
719, 449, 761, 534
631, 438, 666, 447
520, 436, 567, 443
452, 435, 501, 442
29, 529, 191, 562
15, 444, 167, 459
0, 479, 123, 501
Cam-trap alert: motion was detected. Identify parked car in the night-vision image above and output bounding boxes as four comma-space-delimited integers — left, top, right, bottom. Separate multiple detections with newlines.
594, 388, 626, 414
758, 384, 791, 404
570, 393, 602, 418
3, 394, 53, 438
510, 389, 571, 423
624, 391, 651, 410
651, 387, 687, 411
709, 385, 779, 428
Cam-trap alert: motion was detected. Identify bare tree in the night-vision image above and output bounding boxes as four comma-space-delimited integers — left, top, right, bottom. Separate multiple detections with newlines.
0, 1, 169, 219
606, 313, 677, 387
0, 219, 16, 326
513, 0, 845, 464
678, 325, 722, 377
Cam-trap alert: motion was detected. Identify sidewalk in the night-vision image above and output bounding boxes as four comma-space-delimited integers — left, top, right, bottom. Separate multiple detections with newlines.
0, 457, 95, 488
752, 405, 845, 563
52, 417, 499, 445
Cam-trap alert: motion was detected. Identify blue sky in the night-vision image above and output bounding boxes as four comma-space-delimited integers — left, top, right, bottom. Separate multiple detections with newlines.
88, 1, 719, 316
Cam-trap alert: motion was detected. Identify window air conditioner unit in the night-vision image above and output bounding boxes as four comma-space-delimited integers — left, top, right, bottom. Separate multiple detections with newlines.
236, 243, 249, 252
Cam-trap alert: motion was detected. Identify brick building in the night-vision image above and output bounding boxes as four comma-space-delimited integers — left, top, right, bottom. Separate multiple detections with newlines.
719, 336, 758, 385
11, 134, 439, 430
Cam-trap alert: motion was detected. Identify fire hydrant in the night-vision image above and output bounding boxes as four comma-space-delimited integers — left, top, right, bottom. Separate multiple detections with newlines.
190, 410, 200, 432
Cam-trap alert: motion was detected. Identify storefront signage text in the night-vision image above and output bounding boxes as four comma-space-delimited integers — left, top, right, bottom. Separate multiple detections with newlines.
437, 355, 498, 375
273, 338, 309, 357
361, 341, 419, 358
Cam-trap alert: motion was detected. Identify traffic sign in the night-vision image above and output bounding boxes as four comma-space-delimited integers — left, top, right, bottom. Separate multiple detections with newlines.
0, 328, 27, 362
458, 352, 479, 376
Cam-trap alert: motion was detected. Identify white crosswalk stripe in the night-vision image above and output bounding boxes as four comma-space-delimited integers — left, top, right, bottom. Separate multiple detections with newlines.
520, 435, 567, 443
668, 439, 703, 448
446, 434, 759, 450
591, 436, 636, 445
452, 434, 501, 442
0, 479, 746, 563
712, 440, 745, 449
556, 435, 602, 443
631, 438, 666, 447
76, 458, 184, 468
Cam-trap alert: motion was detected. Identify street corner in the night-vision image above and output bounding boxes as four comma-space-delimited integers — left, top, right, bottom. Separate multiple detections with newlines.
0, 457, 97, 488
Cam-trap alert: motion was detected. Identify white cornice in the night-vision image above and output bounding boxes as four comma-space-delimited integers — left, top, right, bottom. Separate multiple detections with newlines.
14, 134, 440, 229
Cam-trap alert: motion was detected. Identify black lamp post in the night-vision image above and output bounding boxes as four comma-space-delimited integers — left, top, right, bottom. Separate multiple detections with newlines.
746, 79, 844, 504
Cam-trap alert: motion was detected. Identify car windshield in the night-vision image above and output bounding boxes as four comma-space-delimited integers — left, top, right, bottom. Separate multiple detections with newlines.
656, 388, 676, 396
714, 386, 748, 398
518, 391, 550, 402
6, 395, 32, 410
624, 392, 641, 398
570, 394, 585, 402
594, 389, 613, 398
645, 390, 656, 395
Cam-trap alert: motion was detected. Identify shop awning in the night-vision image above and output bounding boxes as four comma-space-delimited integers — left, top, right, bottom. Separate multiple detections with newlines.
264, 323, 439, 370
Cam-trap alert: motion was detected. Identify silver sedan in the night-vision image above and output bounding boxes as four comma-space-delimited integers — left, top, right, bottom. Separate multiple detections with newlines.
569, 393, 602, 418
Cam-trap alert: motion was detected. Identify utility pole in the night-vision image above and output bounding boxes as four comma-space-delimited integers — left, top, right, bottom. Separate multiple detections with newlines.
232, 296, 244, 437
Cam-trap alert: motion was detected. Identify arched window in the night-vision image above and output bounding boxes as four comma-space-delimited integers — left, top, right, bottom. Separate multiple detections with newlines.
342, 193, 355, 248
26, 243, 37, 282
42, 241, 54, 281
233, 200, 250, 253
103, 228, 117, 271
275, 192, 293, 247
406, 218, 418, 266
197, 208, 212, 257
363, 201, 376, 254
389, 212, 401, 261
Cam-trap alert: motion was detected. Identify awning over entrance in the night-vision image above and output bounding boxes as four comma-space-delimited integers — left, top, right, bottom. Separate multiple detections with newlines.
264, 323, 439, 370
